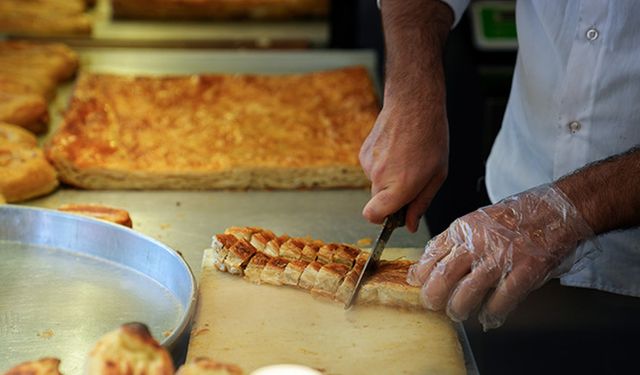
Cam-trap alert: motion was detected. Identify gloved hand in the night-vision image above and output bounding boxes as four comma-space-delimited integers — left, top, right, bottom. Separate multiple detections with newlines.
407, 184, 597, 330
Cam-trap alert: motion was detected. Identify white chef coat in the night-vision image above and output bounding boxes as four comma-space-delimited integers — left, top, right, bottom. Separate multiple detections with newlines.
438, 0, 640, 297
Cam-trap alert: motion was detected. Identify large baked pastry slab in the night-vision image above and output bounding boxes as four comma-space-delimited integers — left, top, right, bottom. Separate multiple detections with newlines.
46, 66, 378, 190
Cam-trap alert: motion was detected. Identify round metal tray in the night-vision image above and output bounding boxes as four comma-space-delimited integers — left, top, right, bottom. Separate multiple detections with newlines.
0, 205, 197, 374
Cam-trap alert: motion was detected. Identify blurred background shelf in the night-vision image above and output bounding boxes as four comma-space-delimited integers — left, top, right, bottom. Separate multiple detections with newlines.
1, 0, 330, 48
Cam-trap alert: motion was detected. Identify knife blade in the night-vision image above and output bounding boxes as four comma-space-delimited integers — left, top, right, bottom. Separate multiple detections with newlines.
344, 205, 407, 309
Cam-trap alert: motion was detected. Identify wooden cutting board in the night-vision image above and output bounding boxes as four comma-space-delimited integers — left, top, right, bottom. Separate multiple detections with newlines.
186, 248, 466, 375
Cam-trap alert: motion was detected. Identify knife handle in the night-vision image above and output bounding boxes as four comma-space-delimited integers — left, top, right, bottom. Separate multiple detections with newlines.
388, 205, 408, 229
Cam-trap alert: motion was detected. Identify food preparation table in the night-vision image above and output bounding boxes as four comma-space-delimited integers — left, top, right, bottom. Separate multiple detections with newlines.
18, 48, 478, 374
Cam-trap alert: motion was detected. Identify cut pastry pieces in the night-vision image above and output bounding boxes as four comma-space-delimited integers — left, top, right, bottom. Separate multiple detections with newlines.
204, 227, 423, 309
46, 67, 378, 190
111, 0, 328, 21
0, 0, 92, 36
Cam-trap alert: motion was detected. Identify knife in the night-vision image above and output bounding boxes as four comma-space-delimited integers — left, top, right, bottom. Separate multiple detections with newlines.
344, 205, 407, 309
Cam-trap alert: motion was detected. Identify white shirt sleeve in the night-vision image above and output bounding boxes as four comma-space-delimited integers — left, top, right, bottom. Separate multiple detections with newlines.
438, 0, 471, 27
377, 0, 471, 28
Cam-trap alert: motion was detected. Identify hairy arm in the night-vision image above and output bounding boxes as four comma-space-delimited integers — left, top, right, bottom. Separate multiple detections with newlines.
556, 146, 640, 234
408, 146, 640, 330
360, 0, 454, 232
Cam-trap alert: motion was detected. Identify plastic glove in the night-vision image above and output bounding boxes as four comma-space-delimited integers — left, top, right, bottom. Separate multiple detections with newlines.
407, 184, 597, 330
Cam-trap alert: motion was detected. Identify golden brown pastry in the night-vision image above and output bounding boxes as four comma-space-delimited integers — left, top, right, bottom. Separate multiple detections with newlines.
282, 259, 309, 286
0, 41, 79, 133
0, 1, 92, 36
278, 238, 305, 261
243, 252, 270, 284
0, 92, 49, 134
0, 123, 58, 202
311, 263, 350, 298
85, 322, 173, 375
175, 357, 243, 375
3, 357, 63, 375
57, 203, 133, 228
300, 243, 320, 262
206, 227, 424, 309
298, 261, 323, 290
0, 41, 79, 82
0, 122, 38, 146
46, 67, 378, 190
260, 257, 289, 286
209, 233, 239, 272
223, 239, 257, 275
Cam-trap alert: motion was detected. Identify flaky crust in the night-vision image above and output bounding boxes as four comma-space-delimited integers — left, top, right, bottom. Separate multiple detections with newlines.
85, 323, 173, 375
0, 122, 38, 146
0, 41, 79, 133
0, 92, 49, 134
0, 127, 58, 202
57, 203, 133, 228
4, 357, 62, 375
46, 67, 378, 190
0, 1, 91, 36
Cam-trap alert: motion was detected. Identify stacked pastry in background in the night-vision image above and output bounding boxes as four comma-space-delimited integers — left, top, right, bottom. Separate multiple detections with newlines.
0, 0, 93, 37
0, 41, 77, 203
111, 0, 328, 20
0, 41, 79, 134
0, 123, 58, 203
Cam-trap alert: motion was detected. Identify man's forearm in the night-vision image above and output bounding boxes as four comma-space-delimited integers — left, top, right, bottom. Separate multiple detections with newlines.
381, 0, 453, 106
556, 147, 640, 234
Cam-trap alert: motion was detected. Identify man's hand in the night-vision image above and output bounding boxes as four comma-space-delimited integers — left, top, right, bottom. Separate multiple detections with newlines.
360, 96, 448, 233
407, 184, 595, 330
361, 0, 453, 232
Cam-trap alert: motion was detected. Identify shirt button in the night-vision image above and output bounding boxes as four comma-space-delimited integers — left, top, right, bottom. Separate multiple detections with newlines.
568, 121, 582, 133
586, 27, 599, 41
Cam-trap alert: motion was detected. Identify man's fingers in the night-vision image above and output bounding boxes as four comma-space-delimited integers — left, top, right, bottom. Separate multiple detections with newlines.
420, 245, 474, 311
362, 188, 395, 224
363, 182, 414, 225
446, 258, 502, 321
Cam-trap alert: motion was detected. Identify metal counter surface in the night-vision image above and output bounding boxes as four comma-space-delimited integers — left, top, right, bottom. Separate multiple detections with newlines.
27, 190, 428, 282
38, 47, 393, 280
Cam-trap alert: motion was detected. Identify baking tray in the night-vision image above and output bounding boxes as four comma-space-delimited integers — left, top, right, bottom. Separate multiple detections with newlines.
0, 205, 197, 374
